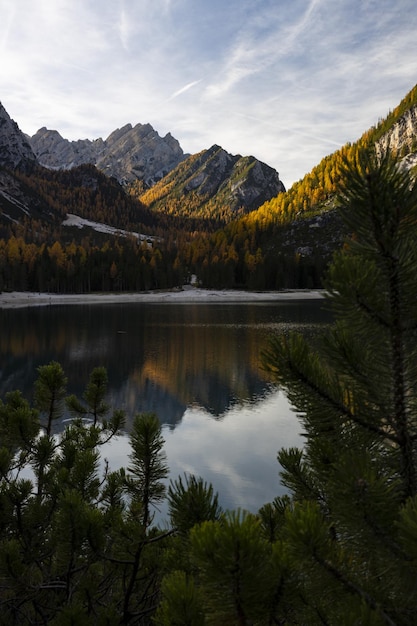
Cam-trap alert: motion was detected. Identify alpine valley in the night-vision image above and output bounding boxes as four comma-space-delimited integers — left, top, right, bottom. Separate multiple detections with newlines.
1, 83, 417, 294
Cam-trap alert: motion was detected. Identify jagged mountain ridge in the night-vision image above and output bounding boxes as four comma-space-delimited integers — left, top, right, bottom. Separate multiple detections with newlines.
2, 83, 417, 258
29, 123, 187, 186
0, 102, 158, 234
138, 144, 285, 217
29, 123, 285, 215
0, 100, 286, 231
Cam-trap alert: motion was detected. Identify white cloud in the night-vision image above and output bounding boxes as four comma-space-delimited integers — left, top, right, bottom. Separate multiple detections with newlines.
117, 3, 131, 52
168, 80, 202, 101
162, 389, 301, 512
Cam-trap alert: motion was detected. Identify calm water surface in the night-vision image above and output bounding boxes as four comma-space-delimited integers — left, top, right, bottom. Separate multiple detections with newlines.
0, 300, 331, 521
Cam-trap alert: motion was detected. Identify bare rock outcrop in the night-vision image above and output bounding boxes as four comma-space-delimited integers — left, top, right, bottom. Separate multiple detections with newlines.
175, 144, 285, 212
376, 104, 417, 167
145, 144, 285, 215
0, 102, 36, 169
29, 123, 186, 186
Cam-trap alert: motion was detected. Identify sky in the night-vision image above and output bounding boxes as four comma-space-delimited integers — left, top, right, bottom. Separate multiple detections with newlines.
1, 0, 417, 189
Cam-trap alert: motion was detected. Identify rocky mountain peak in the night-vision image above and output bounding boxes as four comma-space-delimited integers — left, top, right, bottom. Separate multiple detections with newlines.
0, 102, 36, 168
183, 145, 285, 211
105, 123, 133, 144
30, 127, 102, 170
144, 144, 285, 217
29, 122, 186, 186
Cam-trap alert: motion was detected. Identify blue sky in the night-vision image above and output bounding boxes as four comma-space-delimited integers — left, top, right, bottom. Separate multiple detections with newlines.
1, 0, 417, 188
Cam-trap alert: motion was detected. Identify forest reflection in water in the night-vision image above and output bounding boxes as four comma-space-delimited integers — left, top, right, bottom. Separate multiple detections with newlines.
0, 299, 331, 516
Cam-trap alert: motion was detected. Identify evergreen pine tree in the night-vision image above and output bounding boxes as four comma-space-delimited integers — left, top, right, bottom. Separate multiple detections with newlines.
125, 412, 169, 530
189, 509, 280, 625
168, 473, 222, 535
0, 368, 170, 624
262, 150, 417, 624
66, 365, 125, 438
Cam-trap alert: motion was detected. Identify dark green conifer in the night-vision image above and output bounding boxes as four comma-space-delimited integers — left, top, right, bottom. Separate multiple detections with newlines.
262, 150, 417, 624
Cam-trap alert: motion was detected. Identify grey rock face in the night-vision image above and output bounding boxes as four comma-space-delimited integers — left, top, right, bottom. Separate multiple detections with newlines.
224, 155, 286, 211
178, 145, 285, 212
0, 102, 36, 168
376, 104, 417, 168
29, 127, 103, 169
29, 123, 186, 185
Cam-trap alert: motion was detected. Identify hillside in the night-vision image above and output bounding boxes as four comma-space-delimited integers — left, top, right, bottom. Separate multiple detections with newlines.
182, 83, 417, 290
133, 144, 285, 226
28, 124, 285, 229
1, 84, 417, 294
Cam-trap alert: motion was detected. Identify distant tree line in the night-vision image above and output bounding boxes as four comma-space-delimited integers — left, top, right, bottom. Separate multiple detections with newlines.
0, 236, 184, 294
0, 231, 326, 294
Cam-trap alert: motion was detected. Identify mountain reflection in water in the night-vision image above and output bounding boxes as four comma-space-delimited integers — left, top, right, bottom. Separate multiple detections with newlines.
0, 301, 330, 428
1, 299, 331, 515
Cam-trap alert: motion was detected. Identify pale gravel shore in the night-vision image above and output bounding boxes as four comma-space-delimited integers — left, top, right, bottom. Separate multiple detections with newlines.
0, 288, 325, 309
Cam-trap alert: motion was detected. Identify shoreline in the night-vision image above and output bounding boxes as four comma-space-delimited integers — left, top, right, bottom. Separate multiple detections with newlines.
0, 288, 325, 309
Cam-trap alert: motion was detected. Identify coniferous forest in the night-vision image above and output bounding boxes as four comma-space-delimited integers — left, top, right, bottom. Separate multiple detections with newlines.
2, 151, 417, 624
1, 84, 416, 296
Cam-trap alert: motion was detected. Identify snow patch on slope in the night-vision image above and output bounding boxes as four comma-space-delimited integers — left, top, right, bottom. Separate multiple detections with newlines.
62, 213, 154, 243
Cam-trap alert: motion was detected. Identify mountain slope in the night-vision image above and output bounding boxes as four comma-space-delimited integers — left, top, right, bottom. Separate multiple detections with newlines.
0, 103, 36, 169
0, 102, 52, 228
136, 144, 285, 224
3, 99, 283, 242
27, 117, 285, 229
0, 102, 159, 239
2, 84, 417, 294
181, 83, 417, 290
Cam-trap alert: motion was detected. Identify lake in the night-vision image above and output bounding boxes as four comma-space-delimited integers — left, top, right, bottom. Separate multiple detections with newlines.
0, 298, 331, 522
